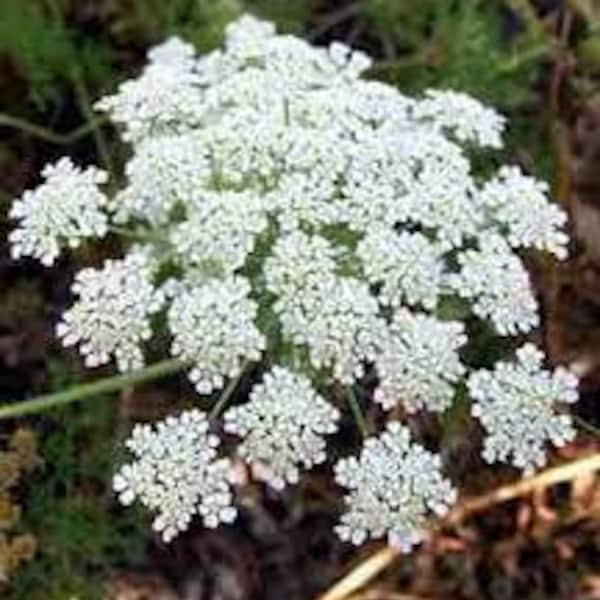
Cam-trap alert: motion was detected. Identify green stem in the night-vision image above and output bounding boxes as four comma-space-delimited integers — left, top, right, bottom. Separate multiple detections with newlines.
209, 362, 252, 419
0, 113, 107, 145
0, 359, 189, 420
574, 415, 600, 438
108, 226, 170, 246
72, 72, 113, 173
346, 386, 369, 438
109, 226, 145, 240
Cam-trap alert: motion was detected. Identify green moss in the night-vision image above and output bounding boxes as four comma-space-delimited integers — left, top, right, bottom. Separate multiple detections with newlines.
6, 363, 146, 600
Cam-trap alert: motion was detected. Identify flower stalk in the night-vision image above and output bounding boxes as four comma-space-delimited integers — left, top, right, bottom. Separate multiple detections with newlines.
209, 361, 253, 419
0, 358, 190, 420
346, 386, 369, 438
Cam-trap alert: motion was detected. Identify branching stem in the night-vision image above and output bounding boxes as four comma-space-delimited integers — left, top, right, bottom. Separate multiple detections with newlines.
0, 113, 107, 145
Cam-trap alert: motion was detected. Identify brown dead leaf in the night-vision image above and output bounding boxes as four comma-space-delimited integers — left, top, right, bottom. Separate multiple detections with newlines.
516, 501, 532, 532
0, 494, 19, 530
580, 574, 600, 599
433, 536, 466, 553
532, 488, 558, 526
554, 537, 575, 561
570, 468, 599, 515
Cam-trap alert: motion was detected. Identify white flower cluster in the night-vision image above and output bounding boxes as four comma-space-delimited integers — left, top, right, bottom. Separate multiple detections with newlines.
95, 37, 206, 142
113, 410, 237, 542
266, 231, 385, 382
413, 89, 506, 148
481, 166, 570, 259
113, 133, 209, 224
374, 311, 467, 413
224, 366, 340, 490
9, 15, 581, 548
450, 235, 540, 336
469, 344, 578, 474
358, 227, 445, 310
334, 422, 457, 551
283, 275, 384, 383
56, 251, 164, 372
170, 190, 268, 273
168, 276, 265, 394
9, 158, 108, 266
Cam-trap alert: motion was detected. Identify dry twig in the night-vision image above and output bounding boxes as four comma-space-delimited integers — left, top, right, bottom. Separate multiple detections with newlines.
316, 453, 600, 600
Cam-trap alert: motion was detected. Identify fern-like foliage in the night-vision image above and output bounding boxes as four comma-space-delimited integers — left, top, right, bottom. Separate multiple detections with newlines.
0, 0, 111, 107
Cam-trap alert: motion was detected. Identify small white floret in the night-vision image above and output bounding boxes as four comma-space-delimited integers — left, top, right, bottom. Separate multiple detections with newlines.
450, 235, 540, 335
413, 89, 506, 148
374, 310, 466, 413
480, 166, 569, 259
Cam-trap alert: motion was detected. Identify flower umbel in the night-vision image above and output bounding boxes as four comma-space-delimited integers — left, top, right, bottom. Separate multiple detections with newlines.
56, 251, 164, 372
469, 344, 579, 474
481, 166, 570, 259
224, 366, 340, 490
335, 422, 457, 551
8, 14, 580, 549
450, 235, 539, 336
114, 409, 237, 542
374, 310, 467, 413
168, 276, 265, 394
9, 158, 108, 266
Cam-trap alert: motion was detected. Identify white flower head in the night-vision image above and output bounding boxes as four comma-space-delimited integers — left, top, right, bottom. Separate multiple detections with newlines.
374, 310, 467, 412
480, 166, 570, 259
9, 158, 108, 266
114, 409, 237, 542
335, 422, 457, 551
469, 343, 578, 474
168, 276, 265, 394
413, 89, 506, 148
147, 36, 198, 67
264, 231, 338, 300
327, 41, 372, 78
171, 190, 268, 274
224, 13, 277, 47
95, 37, 205, 142
450, 235, 539, 335
278, 275, 386, 383
224, 366, 340, 490
265, 232, 386, 382
400, 131, 483, 249
56, 251, 164, 372
8, 13, 581, 552
115, 133, 210, 224
358, 227, 445, 309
